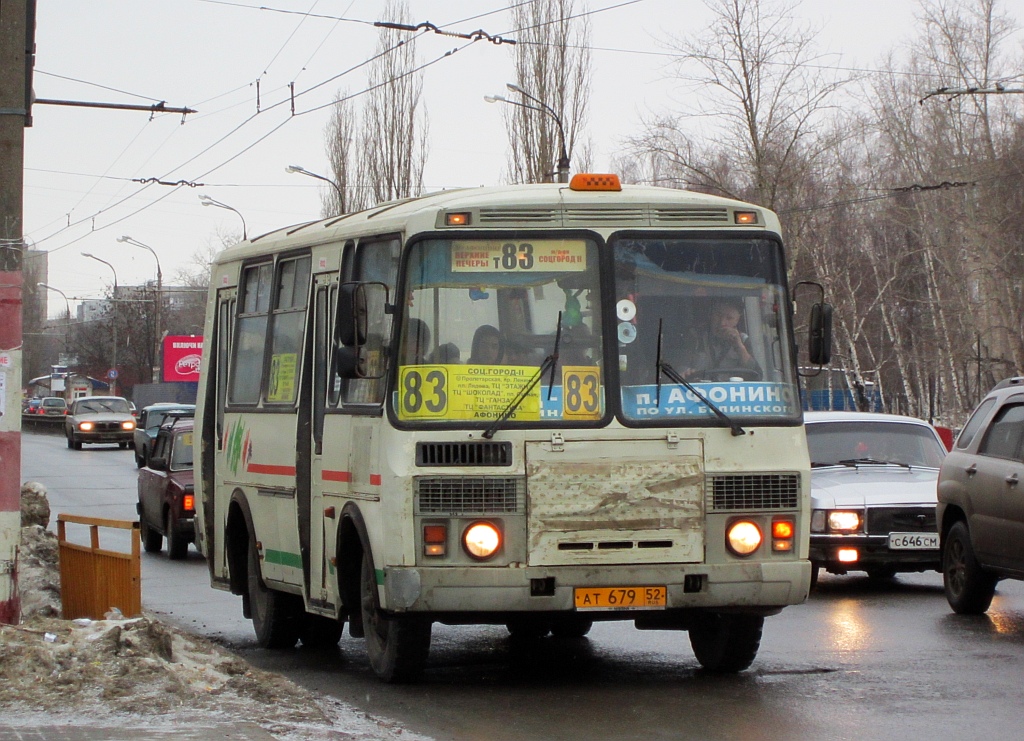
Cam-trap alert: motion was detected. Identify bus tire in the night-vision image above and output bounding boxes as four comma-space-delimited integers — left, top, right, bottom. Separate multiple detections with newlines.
247, 540, 301, 649
299, 613, 345, 649
360, 553, 430, 683
689, 613, 763, 673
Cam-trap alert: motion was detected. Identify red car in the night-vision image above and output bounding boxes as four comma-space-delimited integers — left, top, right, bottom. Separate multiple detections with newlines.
136, 417, 195, 560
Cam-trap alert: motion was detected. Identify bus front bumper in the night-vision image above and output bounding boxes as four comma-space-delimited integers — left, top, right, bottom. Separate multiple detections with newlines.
380, 560, 810, 616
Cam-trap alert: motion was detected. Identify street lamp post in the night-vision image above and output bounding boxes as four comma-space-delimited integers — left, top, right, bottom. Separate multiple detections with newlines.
118, 236, 163, 383
199, 194, 248, 240
286, 165, 344, 210
37, 283, 71, 357
485, 83, 570, 183
81, 252, 119, 396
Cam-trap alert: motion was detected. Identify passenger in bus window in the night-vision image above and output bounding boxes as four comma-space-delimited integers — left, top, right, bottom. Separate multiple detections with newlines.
675, 298, 760, 381
468, 325, 503, 365
401, 318, 431, 365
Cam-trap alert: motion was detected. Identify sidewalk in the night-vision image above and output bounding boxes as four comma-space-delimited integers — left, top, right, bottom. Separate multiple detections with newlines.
0, 722, 279, 740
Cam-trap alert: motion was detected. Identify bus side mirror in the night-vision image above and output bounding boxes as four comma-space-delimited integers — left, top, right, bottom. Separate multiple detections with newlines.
808, 302, 833, 365
336, 283, 368, 347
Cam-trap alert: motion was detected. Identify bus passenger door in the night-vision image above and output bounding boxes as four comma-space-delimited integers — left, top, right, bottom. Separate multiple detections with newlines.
209, 287, 236, 583
306, 275, 336, 610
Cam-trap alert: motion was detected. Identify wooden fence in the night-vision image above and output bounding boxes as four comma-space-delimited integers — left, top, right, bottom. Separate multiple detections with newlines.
57, 513, 141, 619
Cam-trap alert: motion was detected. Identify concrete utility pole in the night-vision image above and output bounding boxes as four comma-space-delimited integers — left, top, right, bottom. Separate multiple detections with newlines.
0, 0, 33, 625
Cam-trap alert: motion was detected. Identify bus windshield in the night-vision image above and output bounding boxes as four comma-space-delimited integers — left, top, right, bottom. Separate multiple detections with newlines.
395, 237, 604, 425
612, 235, 800, 424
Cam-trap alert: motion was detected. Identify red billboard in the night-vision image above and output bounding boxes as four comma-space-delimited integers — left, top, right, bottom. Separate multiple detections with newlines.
163, 335, 203, 382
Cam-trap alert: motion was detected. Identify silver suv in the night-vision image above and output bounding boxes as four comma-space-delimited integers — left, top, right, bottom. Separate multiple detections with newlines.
937, 377, 1024, 613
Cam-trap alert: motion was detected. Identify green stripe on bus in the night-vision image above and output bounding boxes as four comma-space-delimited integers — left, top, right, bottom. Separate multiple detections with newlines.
263, 549, 303, 569
376, 568, 384, 585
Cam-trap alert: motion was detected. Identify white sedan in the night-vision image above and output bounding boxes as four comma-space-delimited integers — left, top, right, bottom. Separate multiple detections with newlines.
806, 411, 948, 585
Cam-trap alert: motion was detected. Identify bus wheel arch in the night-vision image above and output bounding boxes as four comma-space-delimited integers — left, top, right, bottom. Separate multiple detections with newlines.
337, 504, 370, 638
225, 490, 254, 600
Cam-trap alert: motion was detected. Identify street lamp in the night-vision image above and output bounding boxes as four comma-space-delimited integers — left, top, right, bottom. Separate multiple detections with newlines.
81, 252, 119, 396
118, 235, 163, 383
37, 282, 72, 356
485, 82, 570, 183
199, 194, 247, 240
286, 164, 343, 199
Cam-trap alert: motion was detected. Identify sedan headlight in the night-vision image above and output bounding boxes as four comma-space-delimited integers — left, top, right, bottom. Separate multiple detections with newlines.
121, 420, 136, 430
827, 510, 862, 533
78, 421, 94, 431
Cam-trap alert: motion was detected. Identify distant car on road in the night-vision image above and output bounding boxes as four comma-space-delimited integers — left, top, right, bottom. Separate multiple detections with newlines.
806, 411, 948, 585
64, 396, 136, 450
23, 398, 42, 415
137, 416, 196, 559
133, 403, 195, 468
36, 397, 68, 417
938, 377, 1024, 614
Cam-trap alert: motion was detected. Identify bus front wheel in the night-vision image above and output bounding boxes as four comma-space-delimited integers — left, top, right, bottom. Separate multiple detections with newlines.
360, 554, 431, 683
688, 613, 763, 673
247, 540, 301, 649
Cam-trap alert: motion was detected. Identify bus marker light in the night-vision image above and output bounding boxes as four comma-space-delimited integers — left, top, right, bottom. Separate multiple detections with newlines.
569, 173, 622, 191
772, 520, 794, 539
734, 210, 758, 224
463, 522, 502, 560
445, 212, 471, 226
183, 495, 195, 512
424, 524, 447, 556
838, 548, 858, 563
726, 520, 762, 557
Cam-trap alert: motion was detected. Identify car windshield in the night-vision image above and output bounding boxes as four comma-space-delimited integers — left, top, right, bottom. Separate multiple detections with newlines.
75, 398, 130, 414
807, 421, 946, 468
170, 431, 194, 470
394, 237, 604, 426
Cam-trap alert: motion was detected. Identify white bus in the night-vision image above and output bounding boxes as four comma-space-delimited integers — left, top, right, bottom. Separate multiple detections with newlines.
194, 174, 831, 682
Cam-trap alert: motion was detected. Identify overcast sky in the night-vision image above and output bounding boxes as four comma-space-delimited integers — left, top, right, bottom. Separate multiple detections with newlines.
24, 0, 1019, 316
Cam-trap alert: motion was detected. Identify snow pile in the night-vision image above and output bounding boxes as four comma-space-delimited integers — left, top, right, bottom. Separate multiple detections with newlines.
3, 484, 428, 740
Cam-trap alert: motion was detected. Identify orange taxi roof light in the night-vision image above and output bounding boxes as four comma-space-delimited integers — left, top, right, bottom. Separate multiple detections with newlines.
569, 173, 621, 192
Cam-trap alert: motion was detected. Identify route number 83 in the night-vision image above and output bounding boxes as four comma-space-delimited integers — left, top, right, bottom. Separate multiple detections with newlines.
562, 367, 601, 419
400, 368, 448, 417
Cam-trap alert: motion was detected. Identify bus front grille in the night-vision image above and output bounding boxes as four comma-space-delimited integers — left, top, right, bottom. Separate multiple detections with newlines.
707, 473, 800, 511
416, 441, 512, 467
416, 476, 525, 514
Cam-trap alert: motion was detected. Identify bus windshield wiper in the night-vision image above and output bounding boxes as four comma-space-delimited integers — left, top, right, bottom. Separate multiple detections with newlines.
483, 313, 562, 439
655, 318, 745, 437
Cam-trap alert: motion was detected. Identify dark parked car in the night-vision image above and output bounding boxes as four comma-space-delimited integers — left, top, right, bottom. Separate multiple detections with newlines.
133, 403, 195, 468
806, 411, 948, 585
937, 377, 1024, 614
23, 398, 42, 415
137, 417, 195, 559
64, 396, 136, 449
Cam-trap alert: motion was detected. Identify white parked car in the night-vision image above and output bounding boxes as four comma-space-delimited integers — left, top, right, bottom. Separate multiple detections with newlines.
805, 411, 948, 585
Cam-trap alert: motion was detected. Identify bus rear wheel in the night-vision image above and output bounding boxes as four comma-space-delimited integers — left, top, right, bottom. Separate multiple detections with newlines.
688, 613, 763, 673
247, 540, 301, 649
360, 553, 430, 683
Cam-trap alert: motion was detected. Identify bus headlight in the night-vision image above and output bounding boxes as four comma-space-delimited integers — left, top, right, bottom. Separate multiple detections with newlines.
827, 511, 861, 533
726, 520, 762, 557
462, 521, 502, 560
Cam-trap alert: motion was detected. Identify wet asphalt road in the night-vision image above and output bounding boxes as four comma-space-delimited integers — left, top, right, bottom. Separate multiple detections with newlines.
22, 425, 1024, 741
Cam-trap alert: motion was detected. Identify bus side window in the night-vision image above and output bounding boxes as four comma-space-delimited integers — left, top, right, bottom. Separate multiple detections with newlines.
339, 237, 400, 406
265, 254, 312, 405
229, 263, 272, 404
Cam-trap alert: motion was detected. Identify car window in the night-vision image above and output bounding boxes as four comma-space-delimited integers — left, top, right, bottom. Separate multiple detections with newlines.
977, 403, 1024, 461
170, 431, 194, 470
806, 421, 946, 468
956, 398, 997, 450
42, 398, 65, 408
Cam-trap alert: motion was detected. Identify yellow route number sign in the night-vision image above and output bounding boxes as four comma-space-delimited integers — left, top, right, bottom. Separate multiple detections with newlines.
561, 366, 601, 420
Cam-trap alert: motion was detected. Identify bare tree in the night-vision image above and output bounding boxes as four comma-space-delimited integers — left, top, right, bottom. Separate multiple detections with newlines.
323, 0, 428, 214
501, 0, 592, 183
629, 0, 847, 212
